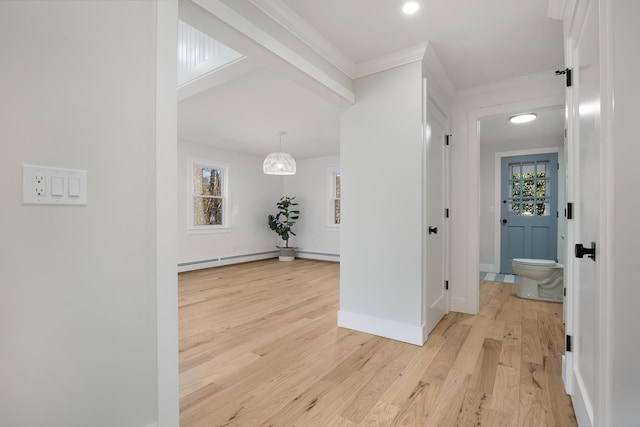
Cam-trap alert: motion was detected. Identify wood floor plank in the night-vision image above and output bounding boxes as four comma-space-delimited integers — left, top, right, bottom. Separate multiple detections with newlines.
178, 260, 576, 427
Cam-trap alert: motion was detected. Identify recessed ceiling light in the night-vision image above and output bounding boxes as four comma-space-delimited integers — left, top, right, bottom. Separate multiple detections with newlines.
402, 1, 420, 15
509, 113, 537, 124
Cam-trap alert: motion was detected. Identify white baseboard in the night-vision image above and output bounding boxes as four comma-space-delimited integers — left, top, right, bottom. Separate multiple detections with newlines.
296, 251, 340, 262
177, 251, 278, 272
480, 263, 498, 273
572, 370, 594, 427
337, 310, 424, 346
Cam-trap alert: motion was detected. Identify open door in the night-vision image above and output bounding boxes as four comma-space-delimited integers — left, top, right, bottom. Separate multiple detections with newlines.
424, 92, 449, 335
563, 1, 601, 424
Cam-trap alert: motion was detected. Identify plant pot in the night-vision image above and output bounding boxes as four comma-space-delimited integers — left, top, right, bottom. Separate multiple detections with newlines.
277, 246, 296, 262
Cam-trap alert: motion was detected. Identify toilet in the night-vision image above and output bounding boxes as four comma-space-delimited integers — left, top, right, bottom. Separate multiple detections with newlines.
512, 258, 564, 302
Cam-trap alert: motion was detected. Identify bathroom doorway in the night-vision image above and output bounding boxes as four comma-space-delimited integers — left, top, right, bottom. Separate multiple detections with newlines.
478, 107, 565, 275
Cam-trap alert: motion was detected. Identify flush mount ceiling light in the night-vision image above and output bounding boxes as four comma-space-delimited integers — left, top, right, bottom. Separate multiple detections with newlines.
509, 113, 537, 124
263, 131, 296, 175
402, 1, 420, 15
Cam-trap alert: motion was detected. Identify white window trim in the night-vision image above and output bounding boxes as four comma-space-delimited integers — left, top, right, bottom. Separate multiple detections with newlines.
327, 167, 340, 230
187, 157, 231, 234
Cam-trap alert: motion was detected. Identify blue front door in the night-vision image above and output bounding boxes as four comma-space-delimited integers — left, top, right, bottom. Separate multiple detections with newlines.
500, 153, 558, 273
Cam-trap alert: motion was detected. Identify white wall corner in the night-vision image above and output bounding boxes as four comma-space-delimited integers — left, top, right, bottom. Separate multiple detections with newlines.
422, 42, 456, 101
355, 42, 429, 79
338, 310, 425, 346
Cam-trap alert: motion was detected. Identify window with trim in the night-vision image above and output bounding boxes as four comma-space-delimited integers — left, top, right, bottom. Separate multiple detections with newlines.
190, 161, 228, 230
331, 171, 341, 226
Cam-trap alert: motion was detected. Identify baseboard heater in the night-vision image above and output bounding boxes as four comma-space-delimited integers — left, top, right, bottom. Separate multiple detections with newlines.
295, 251, 340, 262
178, 251, 278, 272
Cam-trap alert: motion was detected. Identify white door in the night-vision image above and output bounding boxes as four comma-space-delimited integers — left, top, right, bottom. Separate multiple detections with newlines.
424, 94, 448, 334
565, 1, 601, 424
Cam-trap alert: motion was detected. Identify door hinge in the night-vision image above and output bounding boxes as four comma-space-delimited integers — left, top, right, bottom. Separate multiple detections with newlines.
445, 134, 451, 146
445, 208, 450, 218
566, 334, 573, 352
564, 287, 567, 297
556, 211, 559, 218
556, 68, 572, 87
566, 202, 573, 219
557, 162, 560, 170
445, 280, 449, 290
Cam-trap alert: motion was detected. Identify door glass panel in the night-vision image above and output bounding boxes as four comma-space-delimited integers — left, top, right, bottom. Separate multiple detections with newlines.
508, 160, 551, 217
522, 163, 535, 176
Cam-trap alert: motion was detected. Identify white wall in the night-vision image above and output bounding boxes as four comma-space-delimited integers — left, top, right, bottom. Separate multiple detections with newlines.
283, 155, 340, 261
610, 1, 640, 424
177, 140, 283, 270
450, 73, 565, 313
479, 136, 565, 271
0, 2, 159, 426
339, 62, 424, 344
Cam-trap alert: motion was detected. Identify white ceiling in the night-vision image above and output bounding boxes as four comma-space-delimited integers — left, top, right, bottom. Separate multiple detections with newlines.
480, 108, 565, 146
178, 0, 565, 159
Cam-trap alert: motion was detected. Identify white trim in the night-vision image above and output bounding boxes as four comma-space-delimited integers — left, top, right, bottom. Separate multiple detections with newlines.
493, 147, 561, 272
337, 310, 424, 346
155, 1, 179, 426
573, 368, 594, 426
355, 42, 428, 79
327, 167, 341, 227
187, 158, 230, 231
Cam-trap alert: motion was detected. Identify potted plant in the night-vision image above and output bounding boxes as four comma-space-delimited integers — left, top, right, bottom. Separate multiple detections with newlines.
268, 196, 300, 261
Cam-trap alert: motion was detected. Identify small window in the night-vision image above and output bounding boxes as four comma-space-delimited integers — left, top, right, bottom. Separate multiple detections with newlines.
508, 160, 549, 217
329, 170, 341, 227
189, 160, 229, 232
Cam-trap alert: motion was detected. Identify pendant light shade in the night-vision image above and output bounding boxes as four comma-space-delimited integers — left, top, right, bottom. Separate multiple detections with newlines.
264, 132, 296, 175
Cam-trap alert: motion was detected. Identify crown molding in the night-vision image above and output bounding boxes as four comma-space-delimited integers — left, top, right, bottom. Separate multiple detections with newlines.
423, 43, 456, 100
355, 42, 428, 79
248, 0, 356, 77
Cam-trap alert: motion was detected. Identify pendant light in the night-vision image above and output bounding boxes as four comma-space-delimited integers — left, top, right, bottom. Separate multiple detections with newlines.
263, 131, 296, 175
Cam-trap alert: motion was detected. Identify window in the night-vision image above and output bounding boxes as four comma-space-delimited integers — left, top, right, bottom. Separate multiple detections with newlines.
329, 170, 341, 227
189, 160, 228, 232
508, 161, 550, 216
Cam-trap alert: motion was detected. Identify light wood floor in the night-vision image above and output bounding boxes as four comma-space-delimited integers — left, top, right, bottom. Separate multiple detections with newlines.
179, 259, 576, 426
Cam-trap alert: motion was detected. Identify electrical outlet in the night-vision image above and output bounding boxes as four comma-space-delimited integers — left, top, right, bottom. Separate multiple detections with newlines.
32, 175, 46, 196
23, 165, 87, 205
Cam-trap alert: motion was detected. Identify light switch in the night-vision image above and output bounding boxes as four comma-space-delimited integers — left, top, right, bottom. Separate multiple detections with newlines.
68, 178, 81, 197
23, 165, 87, 205
51, 176, 64, 196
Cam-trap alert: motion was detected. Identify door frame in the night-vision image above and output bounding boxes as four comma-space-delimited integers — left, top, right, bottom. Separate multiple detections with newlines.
492, 147, 562, 273
470, 94, 565, 313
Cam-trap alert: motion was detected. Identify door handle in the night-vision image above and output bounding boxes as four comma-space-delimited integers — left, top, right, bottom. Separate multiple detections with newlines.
428, 226, 438, 235
501, 219, 507, 224
575, 242, 596, 261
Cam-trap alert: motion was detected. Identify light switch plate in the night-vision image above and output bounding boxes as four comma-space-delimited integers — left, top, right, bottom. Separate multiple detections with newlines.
23, 165, 87, 205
